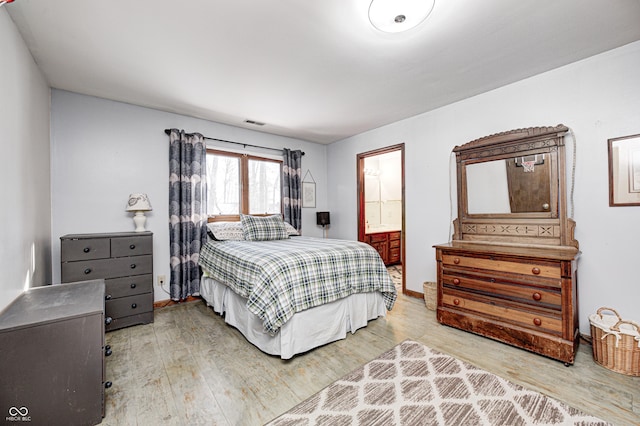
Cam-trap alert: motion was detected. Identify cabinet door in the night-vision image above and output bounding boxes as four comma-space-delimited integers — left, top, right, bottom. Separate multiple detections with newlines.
0, 315, 103, 425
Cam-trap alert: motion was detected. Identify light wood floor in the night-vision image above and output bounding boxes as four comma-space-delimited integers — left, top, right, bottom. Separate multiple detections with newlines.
101, 292, 639, 426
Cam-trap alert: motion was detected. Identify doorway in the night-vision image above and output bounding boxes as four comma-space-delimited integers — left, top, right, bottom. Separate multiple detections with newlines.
357, 144, 405, 294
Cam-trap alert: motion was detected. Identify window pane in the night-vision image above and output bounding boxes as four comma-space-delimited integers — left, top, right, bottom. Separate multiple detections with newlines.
248, 159, 281, 215
206, 153, 240, 215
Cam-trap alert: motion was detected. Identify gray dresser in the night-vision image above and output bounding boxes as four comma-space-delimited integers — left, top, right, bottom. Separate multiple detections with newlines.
0, 280, 108, 426
61, 231, 154, 331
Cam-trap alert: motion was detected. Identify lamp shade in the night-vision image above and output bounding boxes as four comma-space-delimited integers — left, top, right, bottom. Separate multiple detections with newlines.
316, 212, 330, 226
125, 193, 152, 212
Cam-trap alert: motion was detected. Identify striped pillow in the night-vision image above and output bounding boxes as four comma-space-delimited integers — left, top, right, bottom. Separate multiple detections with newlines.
241, 214, 289, 241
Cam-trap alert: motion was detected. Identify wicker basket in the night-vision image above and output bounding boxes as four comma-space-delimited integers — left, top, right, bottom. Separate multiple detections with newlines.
589, 307, 640, 376
423, 282, 437, 311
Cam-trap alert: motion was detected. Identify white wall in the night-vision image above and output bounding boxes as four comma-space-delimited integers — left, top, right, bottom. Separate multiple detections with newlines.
327, 41, 640, 335
50, 90, 328, 301
0, 9, 52, 312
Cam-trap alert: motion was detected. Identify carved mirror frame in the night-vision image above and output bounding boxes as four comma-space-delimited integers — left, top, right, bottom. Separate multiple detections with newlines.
452, 125, 578, 248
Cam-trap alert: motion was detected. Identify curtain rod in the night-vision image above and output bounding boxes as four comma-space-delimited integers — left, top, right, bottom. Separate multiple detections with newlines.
164, 129, 304, 156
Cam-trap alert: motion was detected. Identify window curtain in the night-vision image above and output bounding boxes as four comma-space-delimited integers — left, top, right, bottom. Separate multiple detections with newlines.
283, 148, 303, 231
168, 129, 208, 301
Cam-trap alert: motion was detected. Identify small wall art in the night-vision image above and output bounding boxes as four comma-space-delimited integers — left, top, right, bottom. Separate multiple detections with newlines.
302, 170, 316, 208
608, 133, 640, 206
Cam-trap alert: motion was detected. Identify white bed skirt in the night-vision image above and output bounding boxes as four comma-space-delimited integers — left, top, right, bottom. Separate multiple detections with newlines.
200, 276, 387, 359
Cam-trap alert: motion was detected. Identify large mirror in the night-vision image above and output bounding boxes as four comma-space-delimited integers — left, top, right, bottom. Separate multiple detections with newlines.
364, 151, 402, 233
453, 125, 577, 248
465, 152, 556, 216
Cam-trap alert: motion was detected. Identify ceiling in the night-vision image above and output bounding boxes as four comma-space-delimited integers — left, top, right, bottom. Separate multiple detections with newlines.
7, 0, 640, 144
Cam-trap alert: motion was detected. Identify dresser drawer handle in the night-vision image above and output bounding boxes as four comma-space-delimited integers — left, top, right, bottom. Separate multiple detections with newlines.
105, 316, 113, 325
453, 299, 460, 306
130, 283, 137, 289
105, 347, 112, 357
532, 292, 542, 301
130, 264, 136, 269
531, 267, 541, 275
83, 247, 90, 253
129, 244, 136, 250
104, 381, 112, 389
533, 318, 542, 326
84, 268, 92, 274
452, 278, 460, 285
131, 303, 137, 309
453, 258, 460, 264
105, 294, 112, 300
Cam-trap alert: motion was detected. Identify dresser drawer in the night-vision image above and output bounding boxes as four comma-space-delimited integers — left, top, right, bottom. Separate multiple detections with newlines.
368, 233, 388, 243
389, 248, 400, 263
389, 231, 401, 241
111, 236, 152, 257
441, 272, 562, 308
61, 238, 110, 262
441, 291, 563, 334
62, 255, 152, 282
441, 254, 561, 279
389, 239, 400, 249
106, 293, 153, 318
105, 274, 153, 300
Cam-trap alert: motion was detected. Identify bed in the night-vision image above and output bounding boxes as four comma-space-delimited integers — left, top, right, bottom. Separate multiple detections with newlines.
198, 216, 397, 359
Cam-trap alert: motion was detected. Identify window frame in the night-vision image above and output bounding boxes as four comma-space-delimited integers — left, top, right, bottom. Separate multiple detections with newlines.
206, 148, 283, 222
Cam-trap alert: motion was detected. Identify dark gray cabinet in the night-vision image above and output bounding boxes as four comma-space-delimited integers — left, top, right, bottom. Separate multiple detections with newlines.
0, 280, 107, 425
61, 231, 154, 331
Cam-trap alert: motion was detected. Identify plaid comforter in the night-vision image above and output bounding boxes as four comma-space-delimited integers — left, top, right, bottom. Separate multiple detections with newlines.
198, 236, 397, 334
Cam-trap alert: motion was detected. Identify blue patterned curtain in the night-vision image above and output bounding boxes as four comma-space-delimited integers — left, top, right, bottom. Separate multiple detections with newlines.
283, 148, 303, 231
168, 129, 208, 301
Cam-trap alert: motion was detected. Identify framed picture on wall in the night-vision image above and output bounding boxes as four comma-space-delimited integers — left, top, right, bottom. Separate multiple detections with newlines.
608, 133, 640, 206
302, 182, 316, 208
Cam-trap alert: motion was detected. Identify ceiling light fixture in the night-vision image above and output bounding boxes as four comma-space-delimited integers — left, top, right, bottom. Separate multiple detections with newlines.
368, 0, 435, 33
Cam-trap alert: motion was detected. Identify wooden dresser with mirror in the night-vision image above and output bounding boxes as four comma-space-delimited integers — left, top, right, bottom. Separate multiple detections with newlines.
434, 125, 580, 364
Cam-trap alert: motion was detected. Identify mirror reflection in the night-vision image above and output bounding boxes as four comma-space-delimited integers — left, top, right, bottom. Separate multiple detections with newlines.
466, 153, 552, 214
364, 151, 402, 233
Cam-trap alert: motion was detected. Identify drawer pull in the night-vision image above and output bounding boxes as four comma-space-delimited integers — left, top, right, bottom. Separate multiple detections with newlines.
83, 247, 90, 253
531, 267, 541, 275
533, 318, 542, 326
532, 292, 542, 301
130, 283, 137, 289
453, 258, 460, 264
131, 303, 137, 309
130, 264, 136, 269
105, 347, 113, 357
84, 268, 92, 275
129, 244, 136, 250
105, 294, 112, 300
452, 278, 460, 285
104, 381, 112, 389
105, 316, 113, 325
453, 299, 460, 306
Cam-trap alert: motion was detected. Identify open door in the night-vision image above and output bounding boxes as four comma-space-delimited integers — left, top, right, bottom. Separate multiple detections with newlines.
357, 144, 405, 294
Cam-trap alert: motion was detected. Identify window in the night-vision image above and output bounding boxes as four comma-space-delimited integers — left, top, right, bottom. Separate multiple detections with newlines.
205, 149, 282, 221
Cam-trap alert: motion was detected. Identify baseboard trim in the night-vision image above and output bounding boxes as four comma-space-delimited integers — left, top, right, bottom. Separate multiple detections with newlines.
154, 295, 201, 309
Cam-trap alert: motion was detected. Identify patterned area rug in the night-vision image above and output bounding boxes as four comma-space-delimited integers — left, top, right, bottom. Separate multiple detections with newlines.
387, 265, 402, 291
266, 340, 609, 426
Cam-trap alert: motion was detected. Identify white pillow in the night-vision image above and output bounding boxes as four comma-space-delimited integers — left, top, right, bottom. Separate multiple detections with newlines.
284, 221, 300, 236
206, 222, 245, 241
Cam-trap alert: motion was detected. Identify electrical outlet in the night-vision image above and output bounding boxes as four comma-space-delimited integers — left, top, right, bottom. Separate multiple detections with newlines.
157, 275, 166, 286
